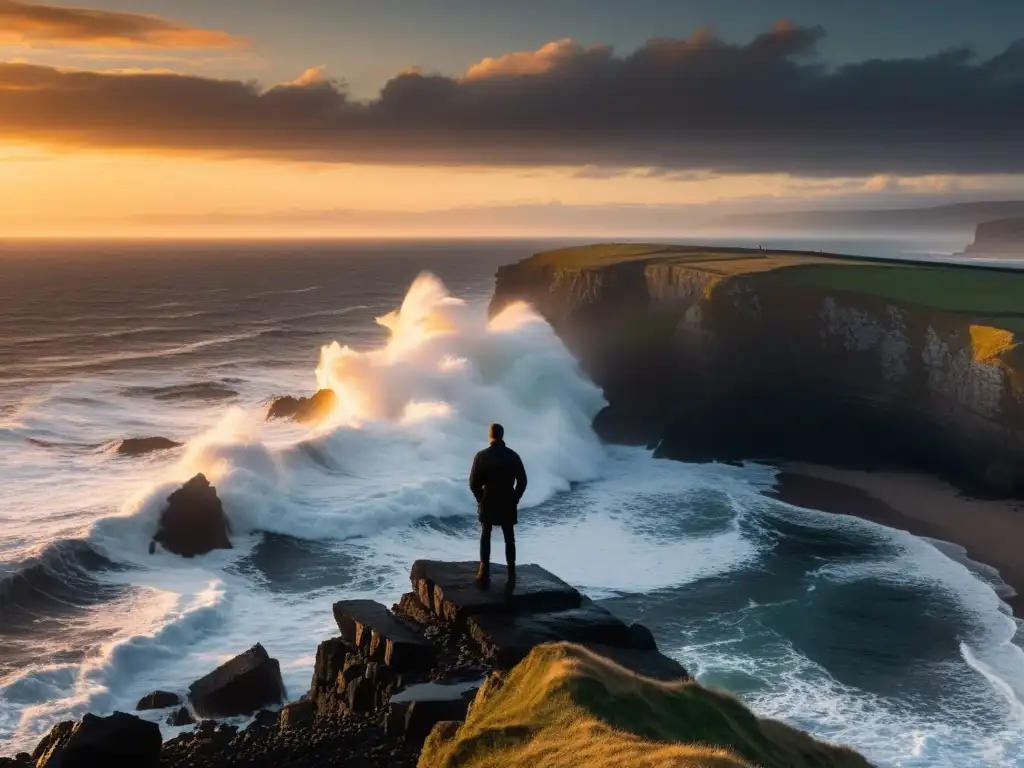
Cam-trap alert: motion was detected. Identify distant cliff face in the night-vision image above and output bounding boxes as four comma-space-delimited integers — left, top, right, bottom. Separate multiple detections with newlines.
491, 247, 1024, 495
966, 217, 1024, 257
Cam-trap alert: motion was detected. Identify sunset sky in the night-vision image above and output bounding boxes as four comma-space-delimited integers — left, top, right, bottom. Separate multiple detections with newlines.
2, 0, 1022, 237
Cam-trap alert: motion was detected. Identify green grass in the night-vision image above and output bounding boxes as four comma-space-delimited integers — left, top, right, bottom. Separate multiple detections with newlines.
779, 264, 1024, 332
419, 643, 875, 768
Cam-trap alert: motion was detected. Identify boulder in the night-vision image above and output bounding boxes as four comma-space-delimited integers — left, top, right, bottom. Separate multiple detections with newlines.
266, 389, 336, 424
187, 643, 287, 718
151, 473, 232, 558
166, 707, 195, 727
136, 690, 181, 711
628, 623, 658, 651
33, 712, 161, 768
410, 560, 582, 623
467, 602, 635, 667
0, 753, 32, 768
279, 699, 314, 729
115, 437, 182, 457
386, 680, 480, 746
332, 599, 434, 673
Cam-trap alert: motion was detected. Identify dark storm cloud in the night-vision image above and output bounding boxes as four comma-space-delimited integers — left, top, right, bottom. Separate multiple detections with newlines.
2, 21, 1022, 174
0, 0, 242, 48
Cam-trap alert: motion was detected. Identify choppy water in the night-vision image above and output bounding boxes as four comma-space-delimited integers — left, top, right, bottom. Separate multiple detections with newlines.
1, 238, 1022, 767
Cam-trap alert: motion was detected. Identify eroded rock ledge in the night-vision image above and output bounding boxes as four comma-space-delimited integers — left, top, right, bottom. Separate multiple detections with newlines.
3, 559, 873, 767
490, 244, 1024, 496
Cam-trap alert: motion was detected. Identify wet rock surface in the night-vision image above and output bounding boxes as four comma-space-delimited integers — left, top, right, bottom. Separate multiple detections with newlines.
137, 691, 182, 711
266, 389, 336, 424
4, 560, 689, 767
188, 643, 287, 719
115, 437, 183, 456
151, 473, 232, 558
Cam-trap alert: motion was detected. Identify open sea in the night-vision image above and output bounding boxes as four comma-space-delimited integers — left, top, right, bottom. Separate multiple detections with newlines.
1, 237, 1023, 767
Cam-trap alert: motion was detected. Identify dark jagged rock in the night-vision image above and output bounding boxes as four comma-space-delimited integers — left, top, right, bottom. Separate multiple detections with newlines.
411, 560, 582, 622
187, 643, 286, 719
266, 389, 337, 424
0, 752, 31, 768
115, 437, 183, 457
166, 707, 195, 727
628, 622, 658, 651
152, 473, 232, 558
467, 602, 635, 667
33, 711, 160, 768
309, 636, 354, 714
30, 721, 73, 764
332, 599, 434, 673
136, 690, 181, 711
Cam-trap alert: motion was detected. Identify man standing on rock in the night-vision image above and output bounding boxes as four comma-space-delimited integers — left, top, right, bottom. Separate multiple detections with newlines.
469, 423, 527, 588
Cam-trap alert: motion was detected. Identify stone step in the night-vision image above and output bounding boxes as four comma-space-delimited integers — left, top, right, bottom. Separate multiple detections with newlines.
332, 599, 434, 673
410, 560, 582, 622
466, 602, 636, 667
385, 679, 483, 746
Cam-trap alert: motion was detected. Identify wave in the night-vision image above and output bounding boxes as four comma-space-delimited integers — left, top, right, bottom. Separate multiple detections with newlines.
77, 272, 605, 559
0, 539, 125, 630
120, 382, 239, 402
18, 331, 274, 373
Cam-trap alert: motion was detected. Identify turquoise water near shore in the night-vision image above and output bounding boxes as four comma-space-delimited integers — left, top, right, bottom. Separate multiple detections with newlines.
1, 238, 1022, 766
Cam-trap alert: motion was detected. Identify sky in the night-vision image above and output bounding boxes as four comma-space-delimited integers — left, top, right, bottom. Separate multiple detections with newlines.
1, 0, 1022, 237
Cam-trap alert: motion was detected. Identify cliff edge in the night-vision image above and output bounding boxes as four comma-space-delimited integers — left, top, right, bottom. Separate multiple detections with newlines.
965, 217, 1024, 258
490, 244, 1024, 495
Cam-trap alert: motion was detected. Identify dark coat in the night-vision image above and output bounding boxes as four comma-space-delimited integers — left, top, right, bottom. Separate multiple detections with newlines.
469, 440, 527, 525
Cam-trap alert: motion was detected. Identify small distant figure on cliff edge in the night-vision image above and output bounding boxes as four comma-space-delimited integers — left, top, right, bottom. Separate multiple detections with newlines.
469, 423, 527, 589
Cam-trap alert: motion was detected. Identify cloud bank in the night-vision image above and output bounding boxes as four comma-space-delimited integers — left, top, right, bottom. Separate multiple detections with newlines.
0, 0, 242, 48
2, 21, 1022, 175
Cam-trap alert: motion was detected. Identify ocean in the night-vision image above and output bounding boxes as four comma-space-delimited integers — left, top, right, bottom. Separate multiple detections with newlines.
1, 238, 1022, 767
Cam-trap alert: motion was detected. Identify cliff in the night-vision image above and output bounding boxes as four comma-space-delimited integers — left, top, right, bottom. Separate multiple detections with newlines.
490, 245, 1024, 495
965, 217, 1024, 258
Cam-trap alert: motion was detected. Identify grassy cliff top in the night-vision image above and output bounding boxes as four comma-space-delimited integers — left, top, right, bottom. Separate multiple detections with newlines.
418, 643, 875, 768
517, 243, 1024, 331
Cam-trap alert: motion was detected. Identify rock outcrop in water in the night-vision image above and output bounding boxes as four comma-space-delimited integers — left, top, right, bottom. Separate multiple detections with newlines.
490, 244, 1024, 496
151, 474, 232, 558
115, 437, 182, 457
3, 559, 873, 768
964, 217, 1024, 258
187, 644, 286, 719
266, 389, 337, 424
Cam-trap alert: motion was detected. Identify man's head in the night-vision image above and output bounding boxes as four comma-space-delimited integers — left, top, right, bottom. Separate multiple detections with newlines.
489, 423, 504, 443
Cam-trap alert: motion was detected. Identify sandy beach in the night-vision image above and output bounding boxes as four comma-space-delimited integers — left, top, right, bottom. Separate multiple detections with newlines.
766, 462, 1024, 618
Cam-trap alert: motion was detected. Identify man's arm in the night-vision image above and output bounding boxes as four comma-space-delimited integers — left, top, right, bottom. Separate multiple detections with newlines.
469, 452, 484, 502
514, 454, 527, 503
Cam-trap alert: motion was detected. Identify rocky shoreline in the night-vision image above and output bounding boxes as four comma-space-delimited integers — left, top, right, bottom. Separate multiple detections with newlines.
1, 560, 689, 768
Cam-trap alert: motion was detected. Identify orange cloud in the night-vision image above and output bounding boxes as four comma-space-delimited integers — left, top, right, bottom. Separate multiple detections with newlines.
463, 38, 598, 81
283, 65, 326, 88
0, 0, 244, 49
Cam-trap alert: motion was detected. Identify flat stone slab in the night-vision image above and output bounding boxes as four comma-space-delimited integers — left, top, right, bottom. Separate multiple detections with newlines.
332, 599, 433, 673
385, 680, 481, 746
467, 602, 635, 667
410, 560, 582, 622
